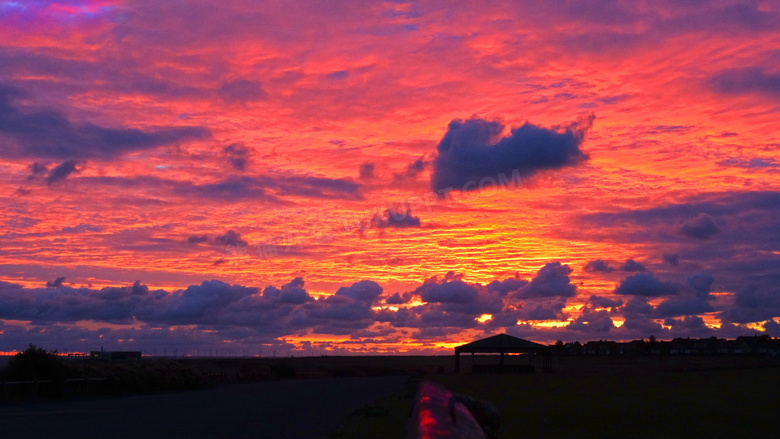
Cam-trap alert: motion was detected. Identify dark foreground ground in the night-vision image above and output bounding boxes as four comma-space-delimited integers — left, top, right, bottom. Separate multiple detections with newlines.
2, 355, 779, 438
0, 375, 406, 439
338, 355, 780, 438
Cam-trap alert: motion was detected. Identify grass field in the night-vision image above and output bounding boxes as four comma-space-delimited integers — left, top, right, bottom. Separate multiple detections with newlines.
336, 356, 780, 438
4, 353, 778, 437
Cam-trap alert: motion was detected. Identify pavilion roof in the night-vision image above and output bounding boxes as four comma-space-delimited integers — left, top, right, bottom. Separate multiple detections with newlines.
454, 333, 547, 354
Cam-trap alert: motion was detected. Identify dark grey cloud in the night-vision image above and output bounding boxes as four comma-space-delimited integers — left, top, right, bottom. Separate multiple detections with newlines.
145, 280, 257, 325
567, 308, 614, 333
46, 276, 66, 288
680, 213, 719, 240
0, 279, 164, 324
614, 272, 678, 297
187, 235, 209, 244
622, 297, 654, 315
575, 191, 780, 294
430, 115, 592, 192
621, 314, 663, 334
654, 297, 712, 318
177, 174, 360, 201
377, 306, 479, 331
277, 278, 313, 305
305, 280, 384, 333
620, 259, 647, 272
262, 277, 314, 305
662, 253, 679, 266
60, 224, 102, 234
0, 49, 208, 101
27, 162, 47, 180
309, 295, 374, 324
326, 70, 349, 81
516, 300, 568, 321
46, 160, 81, 185
664, 315, 708, 332
393, 156, 428, 183
77, 172, 359, 204
486, 275, 529, 296
717, 157, 777, 169
384, 291, 411, 304
0, 83, 210, 160
709, 67, 780, 99
0, 264, 776, 350
553, 2, 779, 56
359, 162, 375, 179
764, 320, 780, 337
718, 286, 780, 324
266, 174, 361, 199
218, 80, 267, 104
418, 278, 479, 304
514, 262, 576, 298
587, 295, 623, 310
584, 259, 615, 273
172, 176, 283, 203
687, 273, 715, 299
214, 230, 247, 247
335, 280, 382, 303
583, 191, 780, 226
374, 208, 422, 228
409, 272, 504, 317
223, 143, 250, 171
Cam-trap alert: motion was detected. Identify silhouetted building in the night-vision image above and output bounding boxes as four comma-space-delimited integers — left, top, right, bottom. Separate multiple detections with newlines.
583, 340, 619, 356
90, 350, 142, 360
454, 333, 548, 373
735, 335, 776, 355
548, 336, 779, 357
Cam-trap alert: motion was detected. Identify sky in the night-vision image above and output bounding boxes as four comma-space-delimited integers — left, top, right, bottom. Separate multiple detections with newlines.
1, 0, 779, 356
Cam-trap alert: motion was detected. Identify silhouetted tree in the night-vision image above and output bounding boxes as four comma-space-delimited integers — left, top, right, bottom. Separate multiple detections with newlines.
1, 344, 68, 382
647, 335, 658, 354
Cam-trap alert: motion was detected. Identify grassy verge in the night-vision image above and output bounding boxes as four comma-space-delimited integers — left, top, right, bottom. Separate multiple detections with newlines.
331, 376, 420, 438
334, 364, 780, 438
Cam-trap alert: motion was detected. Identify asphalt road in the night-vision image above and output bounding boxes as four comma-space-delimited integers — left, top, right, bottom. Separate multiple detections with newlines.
0, 376, 407, 438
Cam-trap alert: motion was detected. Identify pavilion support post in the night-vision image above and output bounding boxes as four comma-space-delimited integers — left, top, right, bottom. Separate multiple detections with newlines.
455, 351, 460, 372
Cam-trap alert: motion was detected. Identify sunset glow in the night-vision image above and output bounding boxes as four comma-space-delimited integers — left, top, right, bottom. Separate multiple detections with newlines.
1, 0, 779, 355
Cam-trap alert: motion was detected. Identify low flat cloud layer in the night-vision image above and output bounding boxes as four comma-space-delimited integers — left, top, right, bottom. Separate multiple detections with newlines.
1, 255, 774, 353
0, 84, 210, 161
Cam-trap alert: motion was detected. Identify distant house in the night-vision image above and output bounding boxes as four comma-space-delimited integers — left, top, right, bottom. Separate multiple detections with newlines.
670, 337, 695, 355
735, 335, 777, 355
583, 340, 619, 356
90, 350, 142, 360
617, 339, 648, 355
563, 341, 582, 355
691, 336, 729, 355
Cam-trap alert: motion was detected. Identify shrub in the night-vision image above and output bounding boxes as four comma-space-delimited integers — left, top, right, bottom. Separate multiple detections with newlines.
1, 344, 70, 399
1, 344, 68, 382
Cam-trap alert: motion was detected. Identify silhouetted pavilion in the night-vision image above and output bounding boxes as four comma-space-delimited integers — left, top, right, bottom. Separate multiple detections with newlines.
455, 333, 549, 373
